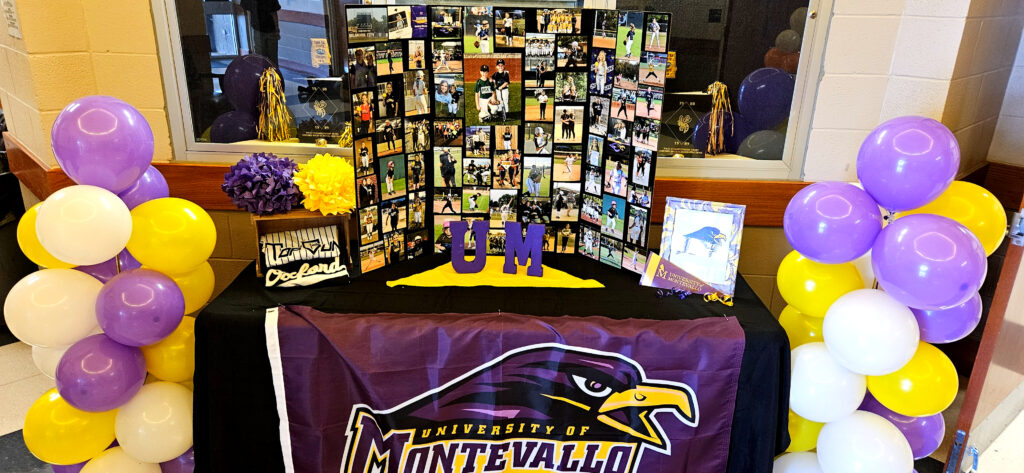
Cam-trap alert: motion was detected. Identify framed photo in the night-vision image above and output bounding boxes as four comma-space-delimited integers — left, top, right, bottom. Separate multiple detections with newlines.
659, 198, 746, 297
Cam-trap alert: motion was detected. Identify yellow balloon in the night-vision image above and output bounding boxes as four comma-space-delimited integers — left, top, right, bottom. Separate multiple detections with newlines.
776, 251, 864, 318
141, 316, 195, 382
150, 262, 215, 314
17, 203, 75, 269
23, 388, 116, 465
126, 198, 217, 275
868, 342, 958, 417
778, 305, 823, 348
786, 409, 823, 452
901, 181, 1007, 255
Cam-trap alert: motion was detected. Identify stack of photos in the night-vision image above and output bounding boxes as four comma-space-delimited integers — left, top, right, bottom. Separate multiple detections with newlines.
346, 6, 669, 273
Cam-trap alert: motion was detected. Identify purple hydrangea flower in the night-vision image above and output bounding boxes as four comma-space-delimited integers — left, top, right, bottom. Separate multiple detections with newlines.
222, 152, 300, 215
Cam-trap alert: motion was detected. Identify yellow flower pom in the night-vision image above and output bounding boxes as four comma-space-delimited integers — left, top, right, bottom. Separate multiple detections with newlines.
292, 153, 356, 215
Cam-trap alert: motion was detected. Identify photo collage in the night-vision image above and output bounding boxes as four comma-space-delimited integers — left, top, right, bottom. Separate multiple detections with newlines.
346, 6, 669, 273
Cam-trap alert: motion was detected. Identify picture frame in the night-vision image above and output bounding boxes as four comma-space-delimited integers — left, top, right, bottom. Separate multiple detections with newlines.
659, 198, 746, 296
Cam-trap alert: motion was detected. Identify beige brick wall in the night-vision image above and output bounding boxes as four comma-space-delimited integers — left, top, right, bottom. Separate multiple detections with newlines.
0, 0, 174, 166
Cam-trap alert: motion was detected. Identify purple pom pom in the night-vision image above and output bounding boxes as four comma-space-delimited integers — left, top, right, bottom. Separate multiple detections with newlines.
222, 152, 300, 215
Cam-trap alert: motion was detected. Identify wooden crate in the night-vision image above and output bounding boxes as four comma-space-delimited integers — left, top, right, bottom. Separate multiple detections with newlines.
251, 209, 354, 277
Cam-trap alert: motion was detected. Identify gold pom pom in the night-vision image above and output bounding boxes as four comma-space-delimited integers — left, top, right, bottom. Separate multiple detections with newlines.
292, 153, 356, 215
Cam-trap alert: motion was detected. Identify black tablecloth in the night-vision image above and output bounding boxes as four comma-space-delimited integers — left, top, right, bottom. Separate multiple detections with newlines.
194, 254, 790, 473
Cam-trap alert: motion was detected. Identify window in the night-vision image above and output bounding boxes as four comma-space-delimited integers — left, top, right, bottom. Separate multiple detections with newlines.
152, 0, 827, 180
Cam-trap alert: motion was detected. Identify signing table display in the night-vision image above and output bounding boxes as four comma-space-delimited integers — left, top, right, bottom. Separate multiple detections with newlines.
193, 255, 789, 473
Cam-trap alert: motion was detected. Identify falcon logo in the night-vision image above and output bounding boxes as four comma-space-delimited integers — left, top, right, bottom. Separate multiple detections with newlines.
340, 344, 698, 473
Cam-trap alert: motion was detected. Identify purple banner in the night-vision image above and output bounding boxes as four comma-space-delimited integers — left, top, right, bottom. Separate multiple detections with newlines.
271, 306, 746, 473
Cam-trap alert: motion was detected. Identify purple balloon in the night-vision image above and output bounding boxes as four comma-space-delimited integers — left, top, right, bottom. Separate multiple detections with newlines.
76, 250, 142, 283
51, 96, 154, 193
873, 214, 987, 310
912, 293, 983, 344
51, 462, 87, 473
117, 165, 169, 210
857, 116, 960, 212
210, 111, 258, 143
860, 393, 944, 459
784, 182, 883, 263
222, 54, 274, 114
160, 447, 195, 473
692, 111, 754, 154
96, 269, 186, 346
55, 334, 146, 412
737, 67, 795, 130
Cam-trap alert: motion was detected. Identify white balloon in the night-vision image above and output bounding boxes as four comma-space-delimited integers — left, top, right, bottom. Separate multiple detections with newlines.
790, 342, 866, 423
774, 452, 824, 473
116, 382, 193, 463
790, 7, 808, 35
776, 29, 802, 54
3, 269, 102, 347
81, 446, 161, 473
851, 250, 875, 288
817, 411, 914, 473
823, 289, 919, 375
35, 185, 132, 265
31, 344, 70, 379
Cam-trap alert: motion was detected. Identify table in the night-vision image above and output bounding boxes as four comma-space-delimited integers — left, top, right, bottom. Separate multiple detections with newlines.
194, 254, 790, 473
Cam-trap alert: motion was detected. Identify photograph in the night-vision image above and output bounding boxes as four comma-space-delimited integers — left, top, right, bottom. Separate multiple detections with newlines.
589, 49, 614, 96
353, 91, 375, 135
403, 71, 430, 116
581, 193, 602, 225
589, 96, 610, 136
463, 158, 492, 186
587, 135, 604, 166
600, 237, 623, 268
632, 117, 660, 151
464, 7, 494, 54
407, 153, 426, 191
622, 245, 648, 273
388, 6, 412, 39
660, 198, 746, 296
644, 13, 670, 53
355, 137, 375, 176
384, 232, 405, 265
376, 42, 404, 76
537, 8, 581, 34
466, 126, 492, 157
376, 78, 401, 119
611, 87, 636, 122
632, 148, 653, 187
548, 223, 578, 253
607, 117, 632, 147
357, 175, 379, 208
584, 166, 603, 195
554, 105, 584, 143
374, 118, 403, 156
404, 118, 430, 153
381, 197, 408, 233
628, 184, 652, 208
626, 206, 649, 246
434, 119, 463, 146
433, 188, 463, 214
525, 33, 555, 57
614, 57, 640, 91
520, 196, 551, 225
431, 7, 462, 39
434, 215, 461, 253
360, 241, 385, 273
408, 40, 427, 69
347, 7, 387, 43
411, 6, 429, 38
554, 72, 586, 102
616, 11, 644, 59
492, 150, 521, 189
463, 186, 490, 213
525, 57, 554, 88
525, 88, 553, 121
378, 154, 407, 200
434, 147, 463, 187
525, 123, 553, 154
489, 189, 519, 228
408, 191, 427, 230
603, 155, 630, 197
551, 182, 581, 221
462, 217, 486, 250
434, 73, 464, 118
522, 156, 552, 197
494, 9, 526, 48
464, 54, 523, 126
639, 51, 667, 87
556, 36, 588, 68
593, 10, 618, 49
579, 225, 601, 260
553, 146, 582, 182
636, 85, 664, 120
432, 40, 464, 73
348, 47, 376, 89
359, 206, 381, 244
407, 229, 430, 258
487, 229, 507, 255
600, 194, 625, 239
496, 125, 519, 151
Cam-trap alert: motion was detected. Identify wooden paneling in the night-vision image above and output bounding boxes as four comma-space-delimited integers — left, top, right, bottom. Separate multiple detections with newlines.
652, 178, 809, 226
278, 10, 326, 28
984, 162, 1024, 210
5, 133, 75, 199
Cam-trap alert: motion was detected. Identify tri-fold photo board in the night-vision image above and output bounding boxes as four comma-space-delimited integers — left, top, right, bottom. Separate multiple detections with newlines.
346, 6, 670, 274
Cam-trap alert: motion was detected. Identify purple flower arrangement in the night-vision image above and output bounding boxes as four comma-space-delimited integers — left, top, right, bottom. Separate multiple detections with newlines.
222, 152, 300, 215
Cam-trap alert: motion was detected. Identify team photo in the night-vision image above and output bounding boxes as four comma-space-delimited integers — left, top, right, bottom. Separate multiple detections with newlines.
520, 196, 551, 225
536, 8, 581, 34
